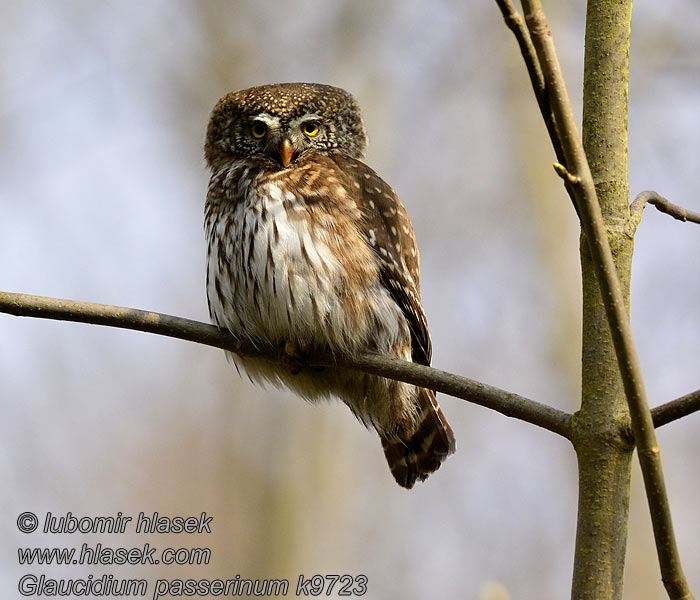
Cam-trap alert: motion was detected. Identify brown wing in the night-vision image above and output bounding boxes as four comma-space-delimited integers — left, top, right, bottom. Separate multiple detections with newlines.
332, 154, 432, 366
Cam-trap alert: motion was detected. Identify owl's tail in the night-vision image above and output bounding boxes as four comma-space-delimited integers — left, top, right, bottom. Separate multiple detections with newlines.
381, 389, 456, 489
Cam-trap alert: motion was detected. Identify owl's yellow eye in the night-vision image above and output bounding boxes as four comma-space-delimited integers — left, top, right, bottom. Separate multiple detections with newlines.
250, 121, 267, 139
302, 122, 319, 137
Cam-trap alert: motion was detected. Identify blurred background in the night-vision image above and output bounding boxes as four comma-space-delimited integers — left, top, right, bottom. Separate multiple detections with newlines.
1, 1, 699, 598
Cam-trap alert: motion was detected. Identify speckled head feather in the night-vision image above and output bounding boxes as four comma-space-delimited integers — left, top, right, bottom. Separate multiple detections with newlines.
204, 83, 367, 168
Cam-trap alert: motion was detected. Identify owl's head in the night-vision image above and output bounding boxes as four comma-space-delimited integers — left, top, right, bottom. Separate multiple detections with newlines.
204, 83, 367, 170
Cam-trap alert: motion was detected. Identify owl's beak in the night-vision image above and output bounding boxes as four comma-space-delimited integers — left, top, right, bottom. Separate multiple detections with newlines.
279, 138, 294, 168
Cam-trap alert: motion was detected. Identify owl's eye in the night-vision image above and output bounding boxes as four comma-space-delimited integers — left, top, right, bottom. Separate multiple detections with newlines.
302, 121, 320, 137
250, 121, 267, 139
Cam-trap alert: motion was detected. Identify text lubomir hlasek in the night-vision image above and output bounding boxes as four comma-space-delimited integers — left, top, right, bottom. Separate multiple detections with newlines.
42, 512, 212, 534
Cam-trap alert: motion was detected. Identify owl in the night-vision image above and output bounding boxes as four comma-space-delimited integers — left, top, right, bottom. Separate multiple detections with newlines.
204, 83, 455, 488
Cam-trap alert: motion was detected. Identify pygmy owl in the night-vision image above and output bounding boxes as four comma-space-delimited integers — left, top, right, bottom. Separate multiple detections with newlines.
204, 83, 455, 488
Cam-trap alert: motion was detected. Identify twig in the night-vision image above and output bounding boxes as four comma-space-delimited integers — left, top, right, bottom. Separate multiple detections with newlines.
495, 0, 545, 103
495, 0, 579, 215
0, 291, 572, 439
652, 388, 700, 429
619, 389, 700, 444
631, 190, 700, 225
519, 1, 693, 598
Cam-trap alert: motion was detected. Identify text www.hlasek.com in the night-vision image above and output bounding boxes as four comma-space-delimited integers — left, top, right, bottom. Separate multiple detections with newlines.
18, 543, 210, 566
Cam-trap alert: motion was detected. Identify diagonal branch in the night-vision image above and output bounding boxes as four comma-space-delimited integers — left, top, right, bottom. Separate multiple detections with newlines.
631, 190, 700, 226
0, 291, 572, 439
495, 0, 579, 214
518, 1, 693, 598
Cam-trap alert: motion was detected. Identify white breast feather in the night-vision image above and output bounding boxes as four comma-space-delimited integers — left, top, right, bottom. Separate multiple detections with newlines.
207, 181, 407, 357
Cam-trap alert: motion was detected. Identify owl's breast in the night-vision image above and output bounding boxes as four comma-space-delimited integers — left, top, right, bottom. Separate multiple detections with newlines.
206, 177, 405, 354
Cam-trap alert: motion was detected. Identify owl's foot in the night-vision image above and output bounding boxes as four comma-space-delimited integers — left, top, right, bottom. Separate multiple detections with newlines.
282, 340, 312, 375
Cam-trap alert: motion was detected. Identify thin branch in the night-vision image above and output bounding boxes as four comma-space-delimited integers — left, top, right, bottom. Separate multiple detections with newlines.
653, 389, 700, 429
631, 190, 700, 225
620, 389, 700, 444
519, 1, 693, 598
495, 0, 579, 215
495, 0, 545, 101
0, 291, 572, 439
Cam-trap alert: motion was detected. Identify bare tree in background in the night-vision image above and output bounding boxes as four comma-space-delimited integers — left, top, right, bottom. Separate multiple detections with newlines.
2, 1, 699, 598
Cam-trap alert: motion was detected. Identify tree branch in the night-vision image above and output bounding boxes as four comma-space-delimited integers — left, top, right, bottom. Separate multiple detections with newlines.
619, 389, 700, 444
653, 389, 700, 429
519, 1, 693, 598
0, 291, 572, 439
631, 190, 700, 226
495, 0, 579, 214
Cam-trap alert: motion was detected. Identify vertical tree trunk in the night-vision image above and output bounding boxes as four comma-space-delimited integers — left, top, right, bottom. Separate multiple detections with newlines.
571, 1, 634, 598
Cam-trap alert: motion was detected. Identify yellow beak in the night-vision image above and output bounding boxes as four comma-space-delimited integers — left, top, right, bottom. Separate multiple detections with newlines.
279, 139, 294, 167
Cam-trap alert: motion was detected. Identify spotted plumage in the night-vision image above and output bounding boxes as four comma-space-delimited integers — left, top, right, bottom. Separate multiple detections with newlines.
204, 83, 455, 488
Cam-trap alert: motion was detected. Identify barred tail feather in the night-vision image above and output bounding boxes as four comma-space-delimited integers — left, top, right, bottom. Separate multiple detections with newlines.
381, 389, 456, 489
